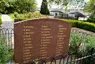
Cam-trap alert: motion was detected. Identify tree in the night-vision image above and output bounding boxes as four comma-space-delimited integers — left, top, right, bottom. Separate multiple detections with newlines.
12, 0, 37, 13
85, 0, 95, 18
5, 0, 16, 13
0, 0, 37, 14
40, 0, 50, 15
48, 0, 85, 13
85, 0, 95, 12
0, 0, 10, 13
48, 0, 70, 8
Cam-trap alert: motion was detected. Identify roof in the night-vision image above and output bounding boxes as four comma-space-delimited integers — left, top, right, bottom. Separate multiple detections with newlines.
50, 10, 62, 12
69, 12, 86, 17
50, 9, 67, 15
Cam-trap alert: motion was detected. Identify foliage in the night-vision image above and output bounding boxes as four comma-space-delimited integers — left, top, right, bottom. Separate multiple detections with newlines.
83, 36, 95, 64
0, 32, 14, 63
8, 49, 14, 61
48, 0, 70, 5
62, 19, 95, 32
85, 36, 95, 54
10, 12, 48, 22
0, 43, 9, 64
0, 0, 37, 14
69, 33, 83, 57
0, 0, 9, 13
84, 0, 95, 18
48, 0, 86, 12
49, 0, 85, 5
87, 18, 95, 23
0, 34, 9, 64
85, 0, 95, 13
69, 33, 95, 58
40, 0, 50, 15
12, 0, 37, 13
0, 14, 2, 24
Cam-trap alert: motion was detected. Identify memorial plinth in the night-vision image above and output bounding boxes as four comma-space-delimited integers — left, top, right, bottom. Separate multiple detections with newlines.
14, 18, 71, 64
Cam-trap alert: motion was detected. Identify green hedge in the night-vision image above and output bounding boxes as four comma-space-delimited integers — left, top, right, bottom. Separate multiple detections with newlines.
0, 15, 2, 24
62, 19, 95, 32
87, 18, 95, 23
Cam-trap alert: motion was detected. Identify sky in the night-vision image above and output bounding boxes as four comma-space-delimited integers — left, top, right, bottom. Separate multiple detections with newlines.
36, 0, 42, 7
36, 0, 90, 8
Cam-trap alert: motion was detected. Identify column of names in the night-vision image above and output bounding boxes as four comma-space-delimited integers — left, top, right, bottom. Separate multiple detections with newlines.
56, 25, 67, 54
40, 25, 52, 59
23, 26, 34, 63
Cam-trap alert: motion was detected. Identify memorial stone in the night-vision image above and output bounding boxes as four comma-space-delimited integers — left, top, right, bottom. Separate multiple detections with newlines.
14, 18, 71, 64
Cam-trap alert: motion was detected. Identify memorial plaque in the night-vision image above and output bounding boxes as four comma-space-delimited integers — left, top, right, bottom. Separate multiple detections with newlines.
14, 18, 71, 64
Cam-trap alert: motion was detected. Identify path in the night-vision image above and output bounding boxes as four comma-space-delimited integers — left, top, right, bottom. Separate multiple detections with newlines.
0, 14, 14, 50
1, 14, 14, 29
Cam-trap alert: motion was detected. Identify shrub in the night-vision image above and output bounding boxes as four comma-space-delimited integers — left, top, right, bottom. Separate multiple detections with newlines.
85, 36, 95, 54
69, 33, 83, 57
14, 12, 19, 18
87, 18, 95, 23
0, 34, 9, 64
83, 36, 95, 64
13, 12, 48, 22
0, 34, 14, 63
0, 14, 2, 24
0, 42, 9, 64
8, 49, 14, 61
64, 19, 95, 32
69, 33, 95, 58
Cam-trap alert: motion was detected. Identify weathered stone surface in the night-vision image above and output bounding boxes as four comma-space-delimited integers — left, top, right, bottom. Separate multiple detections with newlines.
14, 18, 71, 64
